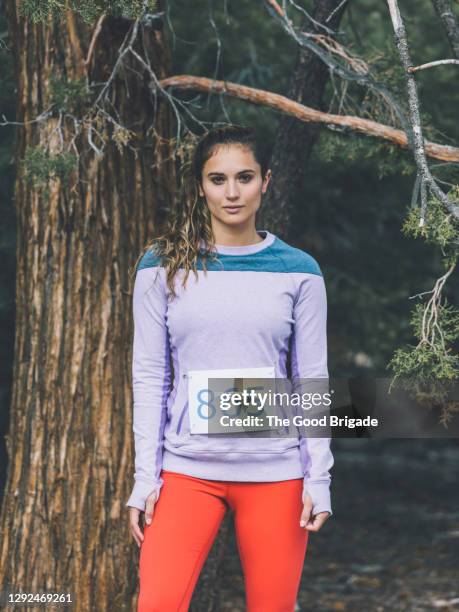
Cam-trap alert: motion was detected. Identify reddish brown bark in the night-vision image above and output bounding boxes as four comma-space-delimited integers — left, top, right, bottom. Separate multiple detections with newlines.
0, 3, 175, 610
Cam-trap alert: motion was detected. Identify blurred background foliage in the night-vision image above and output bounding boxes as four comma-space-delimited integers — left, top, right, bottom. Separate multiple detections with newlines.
1, 0, 458, 410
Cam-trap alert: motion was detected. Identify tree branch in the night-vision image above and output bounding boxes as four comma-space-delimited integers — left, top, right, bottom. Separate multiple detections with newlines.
432, 0, 459, 59
84, 14, 106, 67
259, 0, 348, 237
158, 74, 459, 163
386, 0, 459, 221
409, 58, 459, 72
261, 0, 411, 134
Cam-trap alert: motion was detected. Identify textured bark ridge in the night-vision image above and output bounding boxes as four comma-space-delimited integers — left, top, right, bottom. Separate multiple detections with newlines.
1, 4, 175, 610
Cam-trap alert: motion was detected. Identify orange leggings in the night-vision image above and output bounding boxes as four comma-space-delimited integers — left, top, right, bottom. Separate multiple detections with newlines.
138, 469, 308, 612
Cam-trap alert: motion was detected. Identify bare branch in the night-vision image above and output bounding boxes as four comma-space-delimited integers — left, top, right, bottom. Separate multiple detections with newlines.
0, 108, 54, 127
92, 18, 140, 107
264, 0, 284, 18
84, 14, 106, 67
325, 0, 350, 23
310, 34, 368, 75
261, 0, 411, 134
158, 74, 459, 163
418, 261, 456, 350
409, 58, 459, 72
287, 0, 340, 35
386, 0, 459, 221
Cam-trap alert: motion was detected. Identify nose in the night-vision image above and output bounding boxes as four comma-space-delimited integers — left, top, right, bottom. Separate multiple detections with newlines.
225, 179, 240, 199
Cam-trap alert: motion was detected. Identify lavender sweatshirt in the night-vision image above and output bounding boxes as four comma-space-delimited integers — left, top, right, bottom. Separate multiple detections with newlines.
126, 230, 334, 516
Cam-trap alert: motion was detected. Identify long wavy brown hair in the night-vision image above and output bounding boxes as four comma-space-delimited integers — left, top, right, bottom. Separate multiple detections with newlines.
132, 124, 270, 300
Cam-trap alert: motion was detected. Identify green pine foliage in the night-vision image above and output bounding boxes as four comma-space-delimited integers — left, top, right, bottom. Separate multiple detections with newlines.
49, 75, 91, 114
388, 188, 459, 419
22, 145, 77, 197
317, 131, 415, 179
402, 187, 459, 251
19, 0, 159, 23
387, 298, 459, 420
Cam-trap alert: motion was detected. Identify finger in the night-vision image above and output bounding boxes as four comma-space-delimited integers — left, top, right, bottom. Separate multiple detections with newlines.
131, 519, 145, 546
299, 502, 312, 528
129, 509, 144, 547
306, 512, 329, 532
306, 517, 322, 532
130, 525, 142, 548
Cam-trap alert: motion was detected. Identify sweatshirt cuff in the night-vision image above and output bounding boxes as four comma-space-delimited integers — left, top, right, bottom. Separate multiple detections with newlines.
302, 479, 333, 517
126, 477, 163, 511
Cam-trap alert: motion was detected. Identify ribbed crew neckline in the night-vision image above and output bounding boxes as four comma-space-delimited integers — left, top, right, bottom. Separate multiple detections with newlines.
200, 230, 275, 255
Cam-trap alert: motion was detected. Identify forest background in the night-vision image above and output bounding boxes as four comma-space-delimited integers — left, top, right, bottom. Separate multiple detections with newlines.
1, 1, 458, 610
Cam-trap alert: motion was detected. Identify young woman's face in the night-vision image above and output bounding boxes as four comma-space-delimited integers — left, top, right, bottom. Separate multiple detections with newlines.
198, 145, 271, 230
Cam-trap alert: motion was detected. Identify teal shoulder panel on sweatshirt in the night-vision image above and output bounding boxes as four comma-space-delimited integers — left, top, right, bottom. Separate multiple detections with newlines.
136, 245, 163, 272
268, 237, 323, 276
135, 237, 322, 276
197, 237, 323, 275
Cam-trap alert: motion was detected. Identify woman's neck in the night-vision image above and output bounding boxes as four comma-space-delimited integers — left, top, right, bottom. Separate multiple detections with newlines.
211, 226, 264, 247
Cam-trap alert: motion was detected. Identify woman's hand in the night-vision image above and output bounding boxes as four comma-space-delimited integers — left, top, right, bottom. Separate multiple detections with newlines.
299, 493, 331, 532
129, 491, 158, 548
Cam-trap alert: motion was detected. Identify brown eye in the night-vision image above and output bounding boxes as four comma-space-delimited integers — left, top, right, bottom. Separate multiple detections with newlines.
239, 174, 253, 182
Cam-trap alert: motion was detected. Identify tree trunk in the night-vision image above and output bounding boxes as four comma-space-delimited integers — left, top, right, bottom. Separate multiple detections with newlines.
259, 0, 348, 237
432, 0, 459, 59
0, 3, 175, 610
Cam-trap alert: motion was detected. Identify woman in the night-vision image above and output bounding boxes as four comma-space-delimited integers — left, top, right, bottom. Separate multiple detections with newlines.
126, 125, 334, 611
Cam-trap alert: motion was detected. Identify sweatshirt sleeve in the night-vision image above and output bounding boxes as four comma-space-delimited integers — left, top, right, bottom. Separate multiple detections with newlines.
126, 264, 172, 511
290, 266, 334, 517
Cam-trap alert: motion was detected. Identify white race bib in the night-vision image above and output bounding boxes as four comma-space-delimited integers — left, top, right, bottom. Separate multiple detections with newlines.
187, 366, 276, 434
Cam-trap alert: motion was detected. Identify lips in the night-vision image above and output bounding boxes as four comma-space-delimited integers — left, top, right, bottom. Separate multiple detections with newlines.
223, 206, 244, 213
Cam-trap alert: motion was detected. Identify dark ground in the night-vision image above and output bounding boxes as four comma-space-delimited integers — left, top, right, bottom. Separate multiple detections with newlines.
218, 439, 459, 612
